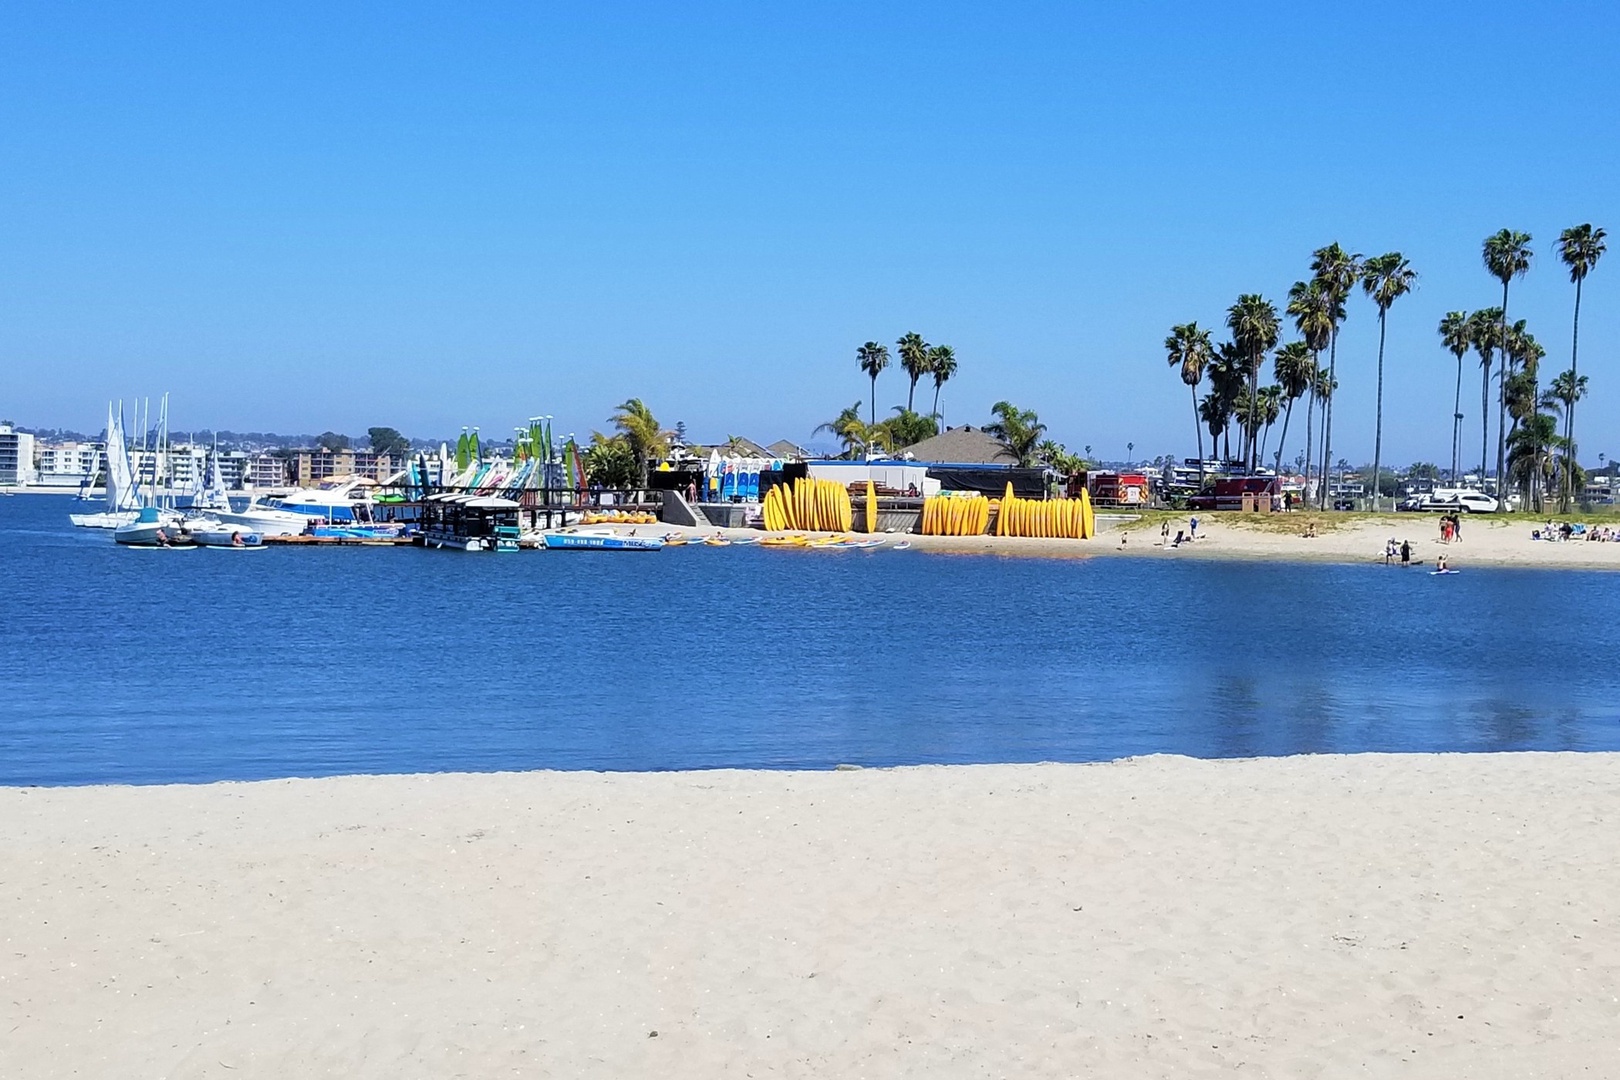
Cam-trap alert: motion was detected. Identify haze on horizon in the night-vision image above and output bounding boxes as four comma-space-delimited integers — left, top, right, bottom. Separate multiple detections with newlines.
1, 2, 1615, 468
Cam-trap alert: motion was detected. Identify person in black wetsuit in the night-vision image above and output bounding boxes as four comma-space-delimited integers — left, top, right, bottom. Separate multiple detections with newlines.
1400, 539, 1412, 566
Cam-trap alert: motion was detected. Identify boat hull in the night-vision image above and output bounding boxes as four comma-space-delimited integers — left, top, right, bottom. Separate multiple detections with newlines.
542, 533, 665, 551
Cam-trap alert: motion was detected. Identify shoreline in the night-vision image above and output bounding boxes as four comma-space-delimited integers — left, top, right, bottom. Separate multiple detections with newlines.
5, 753, 1617, 1077
717, 513, 1620, 570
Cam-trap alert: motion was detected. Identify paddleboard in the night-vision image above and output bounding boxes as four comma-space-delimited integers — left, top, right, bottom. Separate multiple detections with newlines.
1430, 569, 1460, 575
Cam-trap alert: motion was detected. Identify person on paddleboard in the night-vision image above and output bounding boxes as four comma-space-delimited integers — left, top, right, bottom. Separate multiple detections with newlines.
1436, 554, 1448, 572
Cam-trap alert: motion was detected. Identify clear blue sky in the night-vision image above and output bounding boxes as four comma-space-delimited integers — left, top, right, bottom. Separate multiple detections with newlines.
2, 1, 1616, 466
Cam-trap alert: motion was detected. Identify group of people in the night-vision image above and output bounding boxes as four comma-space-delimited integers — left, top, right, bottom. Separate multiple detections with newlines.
1533, 520, 1617, 542
1437, 514, 1464, 543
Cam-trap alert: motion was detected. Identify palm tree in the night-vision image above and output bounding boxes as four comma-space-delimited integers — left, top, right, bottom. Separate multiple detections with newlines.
1287, 278, 1334, 498
1438, 311, 1472, 482
875, 407, 938, 451
1198, 393, 1228, 465
1165, 322, 1214, 485
815, 401, 882, 459
1546, 371, 1589, 506
609, 398, 670, 486
1556, 224, 1606, 509
983, 401, 1047, 466
1483, 229, 1533, 508
1468, 308, 1503, 482
1360, 252, 1417, 509
1255, 385, 1283, 465
857, 342, 890, 426
896, 332, 930, 412
1272, 341, 1315, 474
1507, 412, 1562, 513
1310, 244, 1362, 506
1226, 294, 1280, 470
927, 345, 958, 421
1208, 342, 1247, 460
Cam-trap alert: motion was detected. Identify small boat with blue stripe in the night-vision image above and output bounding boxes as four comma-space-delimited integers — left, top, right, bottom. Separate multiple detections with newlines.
541, 528, 665, 552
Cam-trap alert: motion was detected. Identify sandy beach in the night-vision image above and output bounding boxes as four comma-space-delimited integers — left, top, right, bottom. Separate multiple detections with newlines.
5, 754, 1618, 1078
721, 513, 1620, 569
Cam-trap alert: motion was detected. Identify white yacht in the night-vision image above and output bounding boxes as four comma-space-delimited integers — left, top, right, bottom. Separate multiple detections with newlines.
212, 478, 380, 536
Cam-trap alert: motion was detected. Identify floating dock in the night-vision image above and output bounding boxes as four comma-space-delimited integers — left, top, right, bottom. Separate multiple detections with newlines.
262, 535, 414, 547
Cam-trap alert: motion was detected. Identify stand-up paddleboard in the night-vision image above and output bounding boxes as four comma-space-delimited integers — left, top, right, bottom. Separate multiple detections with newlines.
1430, 568, 1460, 575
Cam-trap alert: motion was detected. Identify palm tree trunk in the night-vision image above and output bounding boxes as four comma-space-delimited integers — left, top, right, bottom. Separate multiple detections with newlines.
1190, 382, 1204, 489
1248, 351, 1259, 471
1564, 277, 1583, 511
1371, 309, 1387, 511
1450, 353, 1463, 482
870, 376, 878, 428
907, 376, 916, 412
1495, 283, 1510, 511
1302, 373, 1315, 504
932, 383, 942, 422
1320, 328, 1338, 508
1275, 397, 1295, 475
1480, 361, 1490, 484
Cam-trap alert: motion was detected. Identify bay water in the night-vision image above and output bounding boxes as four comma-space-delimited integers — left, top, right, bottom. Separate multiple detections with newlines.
2, 493, 1616, 785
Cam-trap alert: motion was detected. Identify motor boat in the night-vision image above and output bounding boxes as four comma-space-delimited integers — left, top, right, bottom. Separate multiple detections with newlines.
212, 479, 381, 536
191, 525, 264, 548
541, 528, 665, 551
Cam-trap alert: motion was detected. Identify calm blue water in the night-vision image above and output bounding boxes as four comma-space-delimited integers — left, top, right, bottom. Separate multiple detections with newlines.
2, 493, 1617, 785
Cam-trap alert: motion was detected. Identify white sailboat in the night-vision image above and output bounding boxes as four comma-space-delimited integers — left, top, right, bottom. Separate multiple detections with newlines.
69, 404, 148, 529
114, 395, 189, 546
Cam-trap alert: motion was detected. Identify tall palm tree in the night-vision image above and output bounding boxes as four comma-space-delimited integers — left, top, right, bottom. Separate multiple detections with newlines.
1287, 278, 1334, 498
1226, 294, 1280, 471
856, 342, 890, 426
1272, 341, 1315, 474
609, 398, 670, 486
1507, 412, 1562, 513
1313, 368, 1337, 497
1437, 311, 1472, 482
1310, 244, 1362, 506
1556, 224, 1606, 509
983, 401, 1046, 467
1360, 253, 1417, 509
896, 332, 930, 412
1255, 385, 1284, 465
927, 344, 958, 421
1165, 322, 1215, 485
1468, 308, 1503, 482
1483, 229, 1533, 508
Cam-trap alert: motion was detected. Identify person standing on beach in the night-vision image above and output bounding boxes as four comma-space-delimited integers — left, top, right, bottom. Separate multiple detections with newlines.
1453, 514, 1462, 542
1400, 539, 1412, 566
1189, 516, 1199, 540
1161, 521, 1170, 545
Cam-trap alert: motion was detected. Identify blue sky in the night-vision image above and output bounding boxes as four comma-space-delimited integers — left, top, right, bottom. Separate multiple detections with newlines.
2, 2, 1616, 466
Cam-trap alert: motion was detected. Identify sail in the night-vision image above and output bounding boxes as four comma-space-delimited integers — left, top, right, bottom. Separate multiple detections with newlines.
105, 407, 139, 511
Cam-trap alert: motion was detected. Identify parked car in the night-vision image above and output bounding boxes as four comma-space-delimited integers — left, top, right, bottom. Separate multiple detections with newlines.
1427, 491, 1499, 513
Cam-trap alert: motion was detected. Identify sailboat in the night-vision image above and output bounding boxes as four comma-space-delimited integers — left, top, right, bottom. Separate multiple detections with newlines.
114, 395, 191, 546
69, 404, 149, 528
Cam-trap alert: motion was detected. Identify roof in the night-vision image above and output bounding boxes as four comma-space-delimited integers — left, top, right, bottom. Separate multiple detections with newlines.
895, 426, 1017, 465
766, 439, 810, 460
692, 437, 773, 458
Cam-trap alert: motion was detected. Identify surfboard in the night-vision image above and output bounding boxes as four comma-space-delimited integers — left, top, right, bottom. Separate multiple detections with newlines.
1430, 569, 1460, 575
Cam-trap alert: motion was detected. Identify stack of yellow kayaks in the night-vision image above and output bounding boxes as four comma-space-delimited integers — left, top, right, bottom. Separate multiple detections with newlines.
761, 478, 854, 532
920, 493, 991, 536
993, 482, 1091, 539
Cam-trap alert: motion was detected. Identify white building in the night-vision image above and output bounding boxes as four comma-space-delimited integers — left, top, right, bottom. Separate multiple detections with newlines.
0, 424, 37, 485
34, 441, 101, 489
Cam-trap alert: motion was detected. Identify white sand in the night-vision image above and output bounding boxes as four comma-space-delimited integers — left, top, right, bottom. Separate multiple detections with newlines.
5, 755, 1619, 1078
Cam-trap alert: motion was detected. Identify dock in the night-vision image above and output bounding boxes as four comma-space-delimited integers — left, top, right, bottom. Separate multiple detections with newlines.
262, 535, 414, 547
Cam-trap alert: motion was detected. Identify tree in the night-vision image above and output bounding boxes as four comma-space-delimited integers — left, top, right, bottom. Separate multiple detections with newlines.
1287, 278, 1334, 496
367, 426, 410, 459
1037, 439, 1083, 474
1206, 342, 1247, 461
1556, 224, 1606, 509
983, 401, 1046, 467
1507, 412, 1561, 513
609, 398, 671, 486
1483, 229, 1533, 508
896, 332, 931, 412
1225, 294, 1280, 470
315, 431, 350, 452
1546, 368, 1589, 497
1272, 341, 1315, 474
1164, 322, 1214, 485
583, 433, 637, 488
927, 345, 958, 421
1437, 312, 1472, 481
1468, 308, 1503, 482
874, 407, 938, 451
815, 401, 882, 459
1310, 243, 1362, 506
857, 342, 890, 427
1360, 252, 1417, 509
